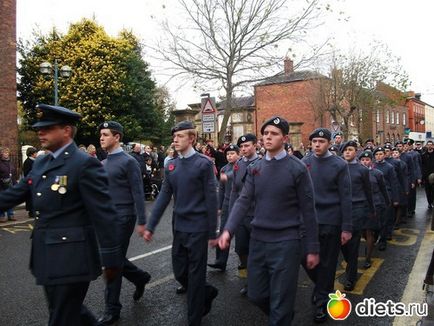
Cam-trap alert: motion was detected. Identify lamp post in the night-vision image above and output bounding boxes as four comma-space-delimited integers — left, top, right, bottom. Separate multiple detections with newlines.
39, 59, 72, 106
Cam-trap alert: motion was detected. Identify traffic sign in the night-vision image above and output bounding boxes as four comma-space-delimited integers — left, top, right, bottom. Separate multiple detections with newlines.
201, 96, 216, 133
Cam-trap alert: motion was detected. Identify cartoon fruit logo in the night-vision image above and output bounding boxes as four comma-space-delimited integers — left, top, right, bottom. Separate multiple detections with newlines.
327, 290, 352, 320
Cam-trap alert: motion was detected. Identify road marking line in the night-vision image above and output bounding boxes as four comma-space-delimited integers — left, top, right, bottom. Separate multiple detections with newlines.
394, 222, 434, 326
0, 218, 33, 228
128, 245, 172, 261
388, 228, 420, 246
146, 274, 175, 289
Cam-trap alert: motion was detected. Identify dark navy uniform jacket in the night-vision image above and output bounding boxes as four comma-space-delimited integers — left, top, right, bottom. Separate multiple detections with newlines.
0, 143, 122, 285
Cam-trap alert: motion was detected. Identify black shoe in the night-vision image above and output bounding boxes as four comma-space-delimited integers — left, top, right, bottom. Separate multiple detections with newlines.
176, 285, 187, 294
313, 306, 327, 323
378, 242, 387, 251
133, 272, 151, 301
203, 286, 218, 316
240, 285, 248, 296
344, 280, 355, 291
363, 260, 371, 269
237, 263, 247, 270
97, 313, 120, 325
207, 262, 226, 271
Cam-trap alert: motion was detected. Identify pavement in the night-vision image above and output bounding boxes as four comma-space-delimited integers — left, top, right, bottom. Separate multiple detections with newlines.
0, 189, 433, 325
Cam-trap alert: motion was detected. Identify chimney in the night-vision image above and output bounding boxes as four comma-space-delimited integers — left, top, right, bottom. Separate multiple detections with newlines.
284, 58, 293, 75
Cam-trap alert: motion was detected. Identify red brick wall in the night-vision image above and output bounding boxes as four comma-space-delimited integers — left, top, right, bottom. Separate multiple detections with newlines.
0, 0, 18, 161
254, 80, 325, 145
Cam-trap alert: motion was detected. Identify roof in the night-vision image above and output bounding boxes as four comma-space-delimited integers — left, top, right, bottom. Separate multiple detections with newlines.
255, 70, 326, 87
217, 96, 254, 111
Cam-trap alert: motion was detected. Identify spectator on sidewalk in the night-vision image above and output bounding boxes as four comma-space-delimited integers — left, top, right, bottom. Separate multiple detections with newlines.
422, 140, 434, 209
22, 146, 38, 218
0, 147, 17, 222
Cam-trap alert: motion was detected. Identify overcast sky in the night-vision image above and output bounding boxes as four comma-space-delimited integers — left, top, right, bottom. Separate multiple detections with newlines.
17, 0, 434, 108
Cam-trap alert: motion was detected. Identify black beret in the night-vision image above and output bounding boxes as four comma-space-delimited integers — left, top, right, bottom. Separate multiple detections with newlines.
364, 145, 374, 151
32, 104, 81, 128
391, 147, 399, 151
284, 143, 293, 151
98, 121, 124, 135
309, 128, 331, 141
333, 131, 343, 138
359, 150, 373, 160
260, 116, 289, 135
395, 141, 404, 146
171, 120, 195, 135
341, 140, 358, 151
329, 145, 341, 153
407, 139, 415, 145
373, 147, 385, 154
237, 133, 257, 146
224, 144, 239, 155
384, 144, 392, 150
364, 138, 374, 144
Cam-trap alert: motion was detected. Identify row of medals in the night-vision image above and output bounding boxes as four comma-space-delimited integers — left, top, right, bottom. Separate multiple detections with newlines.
51, 176, 67, 194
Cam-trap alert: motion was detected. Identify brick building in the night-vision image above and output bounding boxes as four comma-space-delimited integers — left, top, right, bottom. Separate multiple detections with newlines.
406, 91, 426, 133
254, 59, 326, 148
0, 0, 18, 160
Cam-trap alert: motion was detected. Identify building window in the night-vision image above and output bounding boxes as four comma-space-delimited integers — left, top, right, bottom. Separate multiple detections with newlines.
403, 113, 406, 125
386, 110, 389, 123
396, 112, 399, 125
391, 111, 395, 124
376, 110, 380, 123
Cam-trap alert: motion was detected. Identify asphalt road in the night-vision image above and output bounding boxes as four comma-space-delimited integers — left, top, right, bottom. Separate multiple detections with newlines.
0, 189, 432, 326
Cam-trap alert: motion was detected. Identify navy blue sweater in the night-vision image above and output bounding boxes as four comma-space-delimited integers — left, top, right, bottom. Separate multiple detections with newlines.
369, 168, 390, 207
225, 154, 319, 253
373, 160, 399, 203
302, 153, 352, 232
348, 161, 375, 214
219, 163, 235, 209
147, 152, 218, 238
228, 155, 259, 216
103, 150, 146, 225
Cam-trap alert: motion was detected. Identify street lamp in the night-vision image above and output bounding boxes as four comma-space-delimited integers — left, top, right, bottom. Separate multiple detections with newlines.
39, 59, 72, 106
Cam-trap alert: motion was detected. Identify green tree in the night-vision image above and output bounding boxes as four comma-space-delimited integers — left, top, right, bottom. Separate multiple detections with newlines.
17, 19, 164, 144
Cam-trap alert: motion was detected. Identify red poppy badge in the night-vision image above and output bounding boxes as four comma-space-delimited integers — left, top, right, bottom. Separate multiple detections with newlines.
168, 164, 175, 171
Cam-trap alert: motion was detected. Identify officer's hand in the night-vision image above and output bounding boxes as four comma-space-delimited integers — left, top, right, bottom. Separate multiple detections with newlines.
220, 172, 228, 183
218, 230, 231, 250
217, 209, 222, 216
341, 231, 352, 245
306, 253, 320, 270
143, 230, 153, 242
418, 179, 422, 185
411, 183, 415, 189
208, 239, 218, 247
136, 224, 146, 237
393, 201, 399, 207
103, 267, 121, 283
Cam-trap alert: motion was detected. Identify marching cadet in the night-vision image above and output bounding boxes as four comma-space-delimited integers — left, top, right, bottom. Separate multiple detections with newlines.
0, 104, 122, 326
373, 147, 399, 251
208, 144, 240, 271
97, 121, 152, 325
404, 139, 422, 218
341, 141, 375, 291
359, 151, 390, 268
391, 147, 409, 227
397, 141, 416, 220
302, 128, 352, 323
143, 121, 218, 326
333, 131, 344, 151
384, 144, 408, 228
218, 116, 319, 326
228, 133, 260, 295
329, 144, 342, 157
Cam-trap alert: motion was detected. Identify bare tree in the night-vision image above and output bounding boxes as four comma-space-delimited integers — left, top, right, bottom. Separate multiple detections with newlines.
151, 0, 328, 143
309, 43, 409, 140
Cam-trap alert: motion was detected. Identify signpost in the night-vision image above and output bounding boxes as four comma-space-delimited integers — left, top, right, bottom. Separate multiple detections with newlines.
201, 96, 216, 133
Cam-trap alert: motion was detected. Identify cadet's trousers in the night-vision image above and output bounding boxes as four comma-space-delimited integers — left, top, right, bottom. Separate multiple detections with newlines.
248, 238, 301, 326
425, 181, 434, 206
172, 230, 215, 326
44, 282, 97, 326
304, 224, 341, 308
214, 204, 229, 267
341, 230, 362, 283
380, 205, 395, 242
105, 214, 149, 315
235, 215, 253, 256
408, 186, 417, 214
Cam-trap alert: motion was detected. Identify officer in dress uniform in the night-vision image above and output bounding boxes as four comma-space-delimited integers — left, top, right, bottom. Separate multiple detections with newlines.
333, 131, 344, 152
143, 121, 218, 326
0, 104, 122, 326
